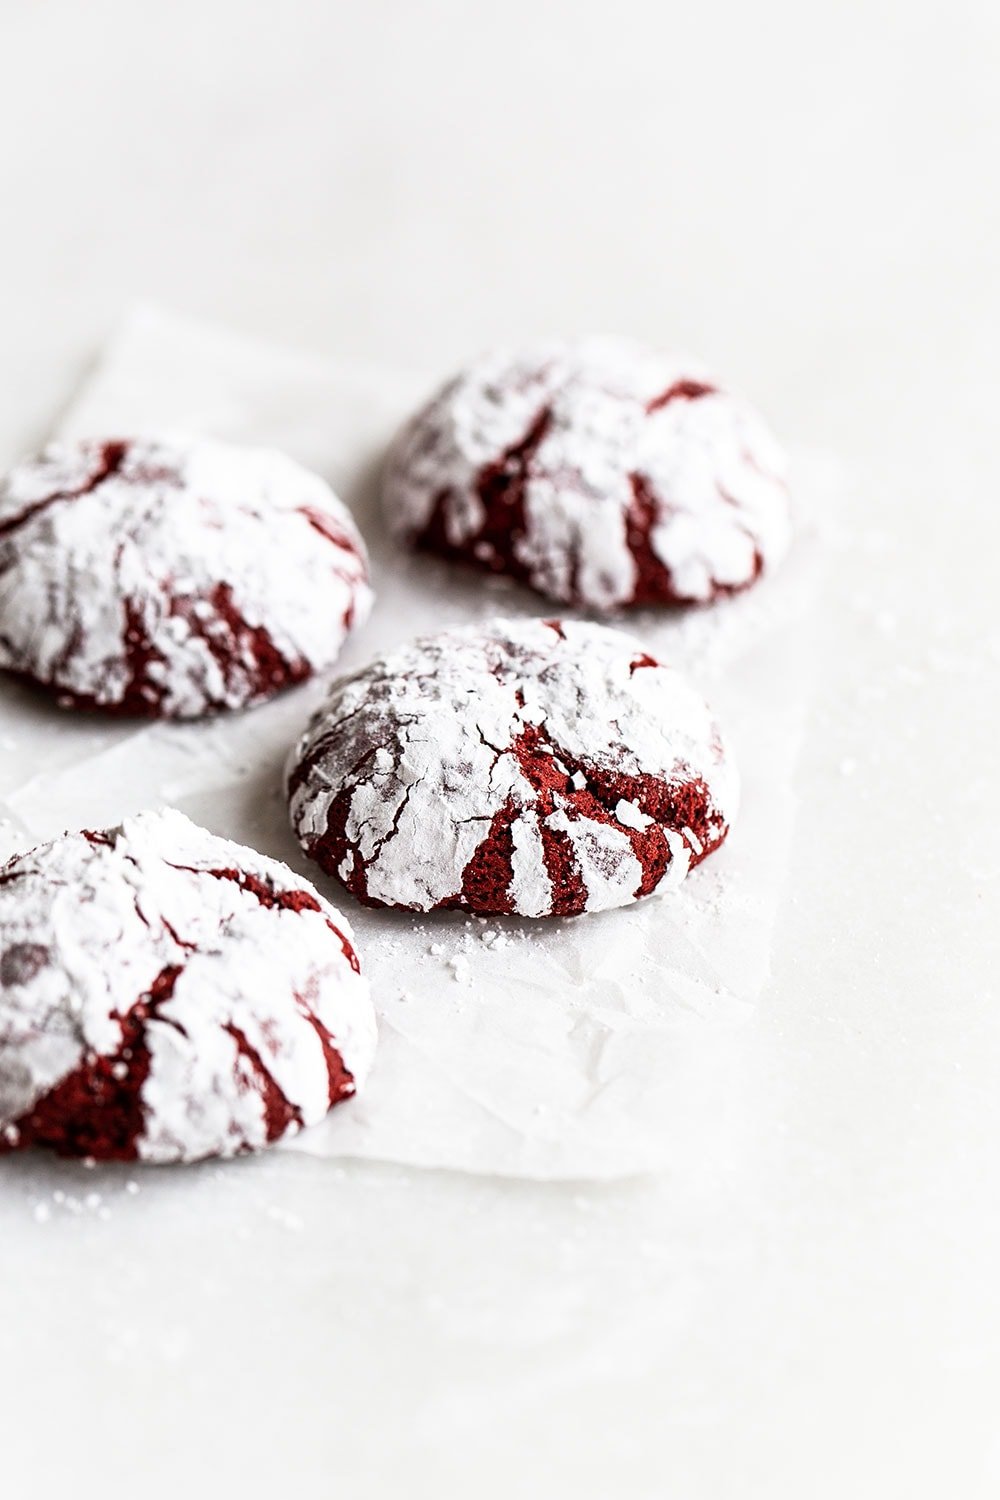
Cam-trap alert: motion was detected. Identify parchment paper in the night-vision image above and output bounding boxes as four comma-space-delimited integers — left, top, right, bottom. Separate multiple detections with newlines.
0, 306, 829, 1178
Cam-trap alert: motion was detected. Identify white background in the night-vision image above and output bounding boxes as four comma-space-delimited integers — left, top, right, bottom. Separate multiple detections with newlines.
1, 2, 998, 1495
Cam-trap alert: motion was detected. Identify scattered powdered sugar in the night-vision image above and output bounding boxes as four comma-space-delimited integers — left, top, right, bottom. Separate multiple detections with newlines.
0, 435, 373, 718
286, 616, 738, 918
0, 808, 376, 1163
448, 954, 473, 986
27, 1176, 140, 1226
384, 338, 790, 611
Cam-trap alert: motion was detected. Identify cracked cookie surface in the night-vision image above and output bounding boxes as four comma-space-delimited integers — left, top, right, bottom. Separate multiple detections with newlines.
0, 435, 372, 717
286, 617, 739, 918
0, 809, 376, 1162
383, 338, 790, 612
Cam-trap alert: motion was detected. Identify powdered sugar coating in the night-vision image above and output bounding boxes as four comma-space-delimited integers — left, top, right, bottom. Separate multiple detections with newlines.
286, 617, 738, 918
0, 810, 376, 1162
384, 339, 790, 611
0, 435, 373, 717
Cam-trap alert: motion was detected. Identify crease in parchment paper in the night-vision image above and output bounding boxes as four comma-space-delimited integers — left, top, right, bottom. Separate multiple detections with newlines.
0, 304, 834, 1180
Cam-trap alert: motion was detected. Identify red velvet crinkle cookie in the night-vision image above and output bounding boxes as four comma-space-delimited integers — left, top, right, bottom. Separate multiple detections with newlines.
286, 617, 738, 918
383, 339, 790, 611
0, 810, 376, 1163
0, 435, 372, 718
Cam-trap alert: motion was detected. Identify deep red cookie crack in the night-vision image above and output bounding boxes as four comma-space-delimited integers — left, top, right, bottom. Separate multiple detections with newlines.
127, 585, 305, 715
625, 474, 681, 605
184, 583, 308, 700
446, 719, 721, 916
457, 804, 520, 914
626, 468, 767, 606
708, 486, 766, 597
645, 379, 716, 414
414, 405, 554, 587
181, 863, 361, 977
224, 1022, 303, 1141
297, 506, 366, 631
306, 709, 724, 916
41, 582, 311, 719
308, 791, 372, 904
164, 860, 360, 1108
291, 727, 424, 909
296, 998, 357, 1109
0, 440, 128, 540
3, 962, 184, 1161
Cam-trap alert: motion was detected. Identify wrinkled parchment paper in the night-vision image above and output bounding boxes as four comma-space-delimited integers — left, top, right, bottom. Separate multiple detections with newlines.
0, 307, 829, 1178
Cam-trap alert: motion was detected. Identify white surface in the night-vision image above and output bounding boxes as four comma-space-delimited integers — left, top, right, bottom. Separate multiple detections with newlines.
0, 2, 998, 1496
0, 304, 822, 1180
